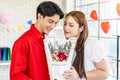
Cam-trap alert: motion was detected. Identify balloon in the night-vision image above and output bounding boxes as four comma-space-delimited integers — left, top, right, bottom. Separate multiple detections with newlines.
18, 25, 23, 31
0, 13, 13, 25
116, 3, 120, 16
90, 10, 98, 20
101, 21, 110, 34
27, 20, 32, 25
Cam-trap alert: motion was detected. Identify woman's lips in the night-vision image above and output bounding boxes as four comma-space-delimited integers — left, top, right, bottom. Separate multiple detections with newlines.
64, 31, 70, 34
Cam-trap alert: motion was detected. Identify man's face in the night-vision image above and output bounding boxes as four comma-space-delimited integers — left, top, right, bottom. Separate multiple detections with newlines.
38, 14, 60, 35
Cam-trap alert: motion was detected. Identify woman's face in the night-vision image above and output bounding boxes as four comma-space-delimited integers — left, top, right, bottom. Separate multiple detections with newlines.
63, 16, 83, 39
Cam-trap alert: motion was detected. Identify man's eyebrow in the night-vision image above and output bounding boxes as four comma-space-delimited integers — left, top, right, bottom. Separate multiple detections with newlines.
48, 19, 54, 22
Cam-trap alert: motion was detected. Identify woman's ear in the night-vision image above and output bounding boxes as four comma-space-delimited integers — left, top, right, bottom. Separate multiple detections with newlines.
79, 26, 84, 32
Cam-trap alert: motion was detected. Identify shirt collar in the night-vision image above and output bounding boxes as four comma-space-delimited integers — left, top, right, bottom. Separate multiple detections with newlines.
30, 24, 45, 40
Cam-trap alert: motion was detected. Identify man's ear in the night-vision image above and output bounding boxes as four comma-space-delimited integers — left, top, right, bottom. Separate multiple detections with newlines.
38, 13, 43, 19
79, 26, 84, 32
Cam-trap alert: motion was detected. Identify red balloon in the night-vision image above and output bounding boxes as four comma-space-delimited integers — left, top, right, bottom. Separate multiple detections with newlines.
116, 3, 120, 16
90, 10, 98, 20
101, 21, 110, 34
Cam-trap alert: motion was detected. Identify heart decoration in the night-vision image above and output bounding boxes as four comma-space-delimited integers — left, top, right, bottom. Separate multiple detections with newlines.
101, 21, 110, 34
90, 10, 98, 20
0, 13, 13, 25
116, 3, 120, 16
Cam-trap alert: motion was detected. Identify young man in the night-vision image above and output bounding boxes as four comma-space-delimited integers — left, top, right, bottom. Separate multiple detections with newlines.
10, 1, 64, 80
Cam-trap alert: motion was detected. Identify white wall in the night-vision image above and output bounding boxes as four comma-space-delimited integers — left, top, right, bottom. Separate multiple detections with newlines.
0, 0, 67, 80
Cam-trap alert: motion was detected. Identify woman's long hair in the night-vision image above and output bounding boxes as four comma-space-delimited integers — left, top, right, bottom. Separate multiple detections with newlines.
66, 11, 88, 79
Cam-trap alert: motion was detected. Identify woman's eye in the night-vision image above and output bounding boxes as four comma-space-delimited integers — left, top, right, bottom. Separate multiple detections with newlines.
70, 25, 74, 27
64, 23, 66, 25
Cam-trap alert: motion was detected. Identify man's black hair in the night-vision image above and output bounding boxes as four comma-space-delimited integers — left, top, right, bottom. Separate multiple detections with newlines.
36, 1, 64, 19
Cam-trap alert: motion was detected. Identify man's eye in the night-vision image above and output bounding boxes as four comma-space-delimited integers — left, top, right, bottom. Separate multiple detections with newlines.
48, 21, 53, 23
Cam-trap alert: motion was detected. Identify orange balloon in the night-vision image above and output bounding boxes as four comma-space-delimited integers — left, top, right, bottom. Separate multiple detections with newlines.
101, 21, 110, 34
90, 10, 98, 20
116, 3, 120, 16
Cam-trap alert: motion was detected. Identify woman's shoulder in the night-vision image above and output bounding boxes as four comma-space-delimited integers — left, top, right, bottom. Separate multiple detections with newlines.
86, 38, 108, 61
85, 38, 106, 52
86, 38, 101, 43
85, 38, 104, 47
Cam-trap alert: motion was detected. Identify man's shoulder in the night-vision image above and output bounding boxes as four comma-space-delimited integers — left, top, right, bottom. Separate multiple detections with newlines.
15, 30, 32, 42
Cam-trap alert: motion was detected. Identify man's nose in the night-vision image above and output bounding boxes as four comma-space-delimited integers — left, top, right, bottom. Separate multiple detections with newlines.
51, 23, 56, 29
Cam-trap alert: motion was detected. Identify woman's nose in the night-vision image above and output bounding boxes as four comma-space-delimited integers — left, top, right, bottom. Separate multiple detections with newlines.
64, 25, 69, 30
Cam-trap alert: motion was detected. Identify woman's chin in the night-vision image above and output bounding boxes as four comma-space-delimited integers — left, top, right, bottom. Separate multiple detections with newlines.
65, 37, 69, 40
64, 36, 70, 39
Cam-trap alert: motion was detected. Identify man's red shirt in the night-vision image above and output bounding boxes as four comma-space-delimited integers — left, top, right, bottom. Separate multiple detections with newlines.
10, 24, 50, 80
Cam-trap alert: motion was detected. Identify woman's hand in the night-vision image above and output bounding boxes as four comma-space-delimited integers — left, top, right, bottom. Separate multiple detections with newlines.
63, 66, 79, 80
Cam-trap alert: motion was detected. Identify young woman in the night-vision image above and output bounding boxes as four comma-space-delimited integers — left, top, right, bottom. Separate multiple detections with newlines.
63, 11, 111, 80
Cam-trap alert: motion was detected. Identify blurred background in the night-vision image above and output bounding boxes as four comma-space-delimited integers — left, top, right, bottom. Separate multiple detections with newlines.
0, 0, 120, 80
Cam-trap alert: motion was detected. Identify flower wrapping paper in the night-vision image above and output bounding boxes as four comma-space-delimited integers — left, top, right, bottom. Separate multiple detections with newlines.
45, 37, 77, 80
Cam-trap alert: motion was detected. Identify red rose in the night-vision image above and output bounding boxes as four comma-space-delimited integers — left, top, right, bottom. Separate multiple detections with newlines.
57, 52, 67, 61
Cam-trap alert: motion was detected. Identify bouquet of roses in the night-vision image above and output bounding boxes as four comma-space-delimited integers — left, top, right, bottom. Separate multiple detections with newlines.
48, 40, 72, 63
